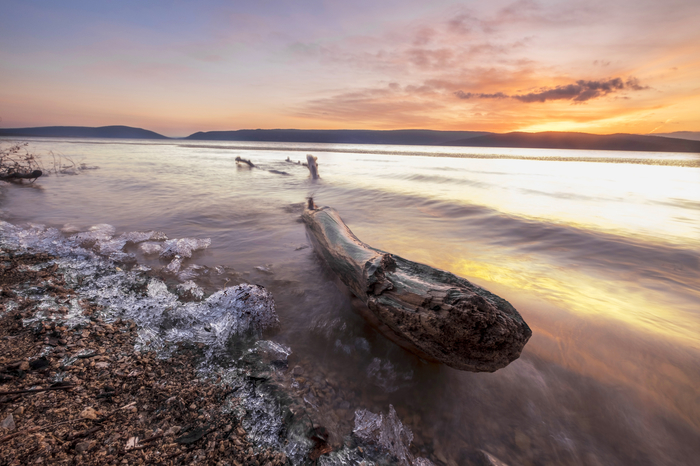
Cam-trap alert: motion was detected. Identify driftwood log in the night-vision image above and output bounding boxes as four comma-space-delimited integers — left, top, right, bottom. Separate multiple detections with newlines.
0, 170, 42, 182
302, 205, 531, 372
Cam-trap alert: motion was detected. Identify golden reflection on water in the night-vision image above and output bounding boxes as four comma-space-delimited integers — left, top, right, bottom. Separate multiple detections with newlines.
445, 257, 700, 431
450, 258, 699, 346
366, 229, 700, 431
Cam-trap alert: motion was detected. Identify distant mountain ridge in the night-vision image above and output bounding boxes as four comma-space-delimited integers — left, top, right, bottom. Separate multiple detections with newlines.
445, 131, 700, 153
652, 131, 700, 141
0, 125, 167, 139
185, 129, 490, 145
1, 126, 699, 153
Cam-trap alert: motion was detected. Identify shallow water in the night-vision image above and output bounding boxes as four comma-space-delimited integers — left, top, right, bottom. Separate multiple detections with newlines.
2, 137, 699, 465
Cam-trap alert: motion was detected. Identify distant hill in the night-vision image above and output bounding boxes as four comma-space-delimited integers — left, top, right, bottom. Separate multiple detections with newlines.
0, 125, 168, 139
2, 126, 698, 153
652, 131, 700, 142
185, 129, 490, 145
445, 132, 700, 153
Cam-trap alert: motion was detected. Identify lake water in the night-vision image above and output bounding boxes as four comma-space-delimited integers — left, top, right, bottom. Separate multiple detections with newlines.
1, 137, 699, 465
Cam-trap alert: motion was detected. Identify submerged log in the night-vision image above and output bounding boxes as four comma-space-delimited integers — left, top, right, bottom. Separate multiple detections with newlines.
302, 205, 531, 372
0, 170, 42, 182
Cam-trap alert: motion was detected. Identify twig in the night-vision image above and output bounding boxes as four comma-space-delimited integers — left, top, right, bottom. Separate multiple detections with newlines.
140, 432, 165, 444
67, 425, 103, 441
0, 419, 76, 444
0, 401, 137, 444
0, 384, 75, 396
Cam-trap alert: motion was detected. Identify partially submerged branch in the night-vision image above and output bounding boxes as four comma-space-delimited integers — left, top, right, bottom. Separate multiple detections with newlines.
0, 143, 43, 183
235, 156, 255, 168
0, 170, 42, 182
306, 154, 319, 178
302, 205, 532, 372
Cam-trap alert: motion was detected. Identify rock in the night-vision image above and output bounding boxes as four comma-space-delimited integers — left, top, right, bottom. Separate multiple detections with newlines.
1, 414, 15, 431
75, 441, 92, 453
80, 407, 99, 420
19, 361, 30, 371
125, 437, 139, 450
29, 357, 50, 370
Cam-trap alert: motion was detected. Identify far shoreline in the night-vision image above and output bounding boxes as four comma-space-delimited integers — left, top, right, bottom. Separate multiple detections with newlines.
2, 126, 700, 154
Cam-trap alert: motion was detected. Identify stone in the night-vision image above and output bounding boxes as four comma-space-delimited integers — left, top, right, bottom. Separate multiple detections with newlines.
1, 414, 15, 431
75, 441, 91, 453
80, 407, 99, 420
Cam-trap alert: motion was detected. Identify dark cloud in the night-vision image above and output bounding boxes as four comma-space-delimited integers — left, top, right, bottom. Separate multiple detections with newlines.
455, 91, 508, 99
454, 77, 649, 103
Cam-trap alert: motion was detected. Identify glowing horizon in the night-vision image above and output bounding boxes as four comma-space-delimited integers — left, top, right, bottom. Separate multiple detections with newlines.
1, 0, 699, 138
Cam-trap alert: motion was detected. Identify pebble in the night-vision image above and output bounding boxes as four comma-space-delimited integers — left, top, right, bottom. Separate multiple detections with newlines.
1, 414, 16, 431
75, 441, 91, 454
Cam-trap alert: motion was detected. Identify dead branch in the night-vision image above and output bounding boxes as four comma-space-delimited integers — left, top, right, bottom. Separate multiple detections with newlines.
235, 156, 255, 167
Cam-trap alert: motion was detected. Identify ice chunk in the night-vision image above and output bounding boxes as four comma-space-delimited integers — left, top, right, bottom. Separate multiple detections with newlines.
119, 230, 168, 243
70, 224, 115, 246
176, 280, 204, 301
254, 264, 274, 275
253, 340, 292, 369
353, 405, 415, 466
138, 241, 163, 255
413, 459, 436, 466
177, 264, 207, 282
160, 237, 211, 259
61, 224, 81, 234
95, 238, 127, 255
163, 256, 183, 274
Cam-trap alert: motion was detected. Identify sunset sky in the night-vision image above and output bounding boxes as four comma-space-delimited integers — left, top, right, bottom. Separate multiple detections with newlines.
1, 0, 699, 137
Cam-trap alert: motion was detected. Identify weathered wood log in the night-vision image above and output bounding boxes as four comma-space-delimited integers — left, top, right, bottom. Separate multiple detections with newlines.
302, 205, 531, 372
306, 154, 319, 178
0, 170, 42, 181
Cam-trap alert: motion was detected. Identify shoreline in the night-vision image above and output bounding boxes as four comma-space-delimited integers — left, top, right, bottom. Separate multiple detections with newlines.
0, 219, 441, 466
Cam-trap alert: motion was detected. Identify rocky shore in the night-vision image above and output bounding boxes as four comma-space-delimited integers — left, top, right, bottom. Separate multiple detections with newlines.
0, 220, 442, 466
0, 249, 288, 465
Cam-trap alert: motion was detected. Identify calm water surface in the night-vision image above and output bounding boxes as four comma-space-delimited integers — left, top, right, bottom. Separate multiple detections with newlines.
2, 137, 699, 465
